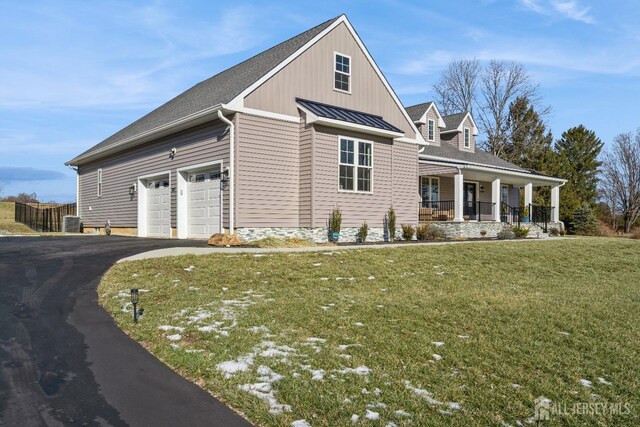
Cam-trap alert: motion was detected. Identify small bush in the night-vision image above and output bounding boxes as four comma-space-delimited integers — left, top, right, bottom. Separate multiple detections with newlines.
559, 228, 566, 236
427, 225, 446, 240
480, 229, 487, 237
330, 207, 342, 233
359, 221, 369, 243
416, 224, 429, 241
387, 207, 396, 241
497, 227, 516, 240
512, 226, 530, 239
549, 227, 560, 237
401, 224, 415, 240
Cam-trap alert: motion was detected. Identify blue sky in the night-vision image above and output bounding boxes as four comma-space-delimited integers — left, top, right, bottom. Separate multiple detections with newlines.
1, 0, 638, 202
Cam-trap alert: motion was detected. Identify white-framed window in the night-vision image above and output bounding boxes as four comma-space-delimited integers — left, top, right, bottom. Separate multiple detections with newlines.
464, 127, 471, 148
420, 176, 439, 207
97, 168, 102, 197
427, 118, 435, 142
339, 137, 372, 192
334, 52, 351, 93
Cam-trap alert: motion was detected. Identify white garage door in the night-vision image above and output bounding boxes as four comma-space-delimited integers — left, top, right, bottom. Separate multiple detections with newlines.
147, 178, 171, 237
187, 171, 220, 238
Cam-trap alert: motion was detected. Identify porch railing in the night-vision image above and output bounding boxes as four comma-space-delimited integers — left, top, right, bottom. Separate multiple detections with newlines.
500, 202, 553, 232
419, 200, 495, 222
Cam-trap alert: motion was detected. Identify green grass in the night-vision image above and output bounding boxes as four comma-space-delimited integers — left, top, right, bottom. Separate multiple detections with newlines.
99, 238, 640, 426
248, 237, 318, 248
0, 201, 36, 235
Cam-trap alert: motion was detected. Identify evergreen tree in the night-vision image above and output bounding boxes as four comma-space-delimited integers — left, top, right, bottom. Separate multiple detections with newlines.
554, 125, 603, 225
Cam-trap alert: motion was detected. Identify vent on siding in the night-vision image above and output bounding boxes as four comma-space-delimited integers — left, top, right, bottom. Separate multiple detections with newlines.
62, 216, 81, 233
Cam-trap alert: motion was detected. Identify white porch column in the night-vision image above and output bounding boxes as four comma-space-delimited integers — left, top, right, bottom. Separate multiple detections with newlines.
524, 183, 533, 207
551, 185, 560, 223
491, 177, 501, 222
454, 171, 464, 222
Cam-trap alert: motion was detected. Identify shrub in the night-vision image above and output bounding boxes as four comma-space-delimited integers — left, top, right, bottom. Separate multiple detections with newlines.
416, 224, 429, 241
330, 207, 342, 233
387, 207, 396, 241
573, 204, 598, 236
401, 224, 415, 240
359, 221, 369, 243
559, 228, 566, 236
480, 229, 487, 237
497, 227, 515, 240
512, 225, 530, 239
427, 225, 446, 240
549, 227, 560, 237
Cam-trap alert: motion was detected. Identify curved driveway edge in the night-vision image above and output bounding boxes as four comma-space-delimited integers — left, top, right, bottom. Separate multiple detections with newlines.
0, 236, 251, 427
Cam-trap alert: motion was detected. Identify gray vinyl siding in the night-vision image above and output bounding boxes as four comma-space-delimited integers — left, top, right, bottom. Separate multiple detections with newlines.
312, 125, 418, 228
78, 120, 230, 228
299, 115, 313, 227
440, 116, 476, 153
418, 163, 457, 176
235, 113, 300, 228
244, 22, 416, 140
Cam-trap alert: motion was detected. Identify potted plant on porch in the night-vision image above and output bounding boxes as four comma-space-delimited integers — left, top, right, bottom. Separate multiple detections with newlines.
522, 206, 530, 223
330, 207, 342, 242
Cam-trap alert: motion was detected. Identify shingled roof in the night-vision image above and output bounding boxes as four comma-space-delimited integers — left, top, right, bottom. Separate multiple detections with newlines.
405, 102, 434, 122
441, 112, 468, 133
421, 142, 528, 172
68, 15, 341, 165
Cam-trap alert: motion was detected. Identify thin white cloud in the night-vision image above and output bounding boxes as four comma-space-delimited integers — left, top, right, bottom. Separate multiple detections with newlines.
519, 0, 594, 24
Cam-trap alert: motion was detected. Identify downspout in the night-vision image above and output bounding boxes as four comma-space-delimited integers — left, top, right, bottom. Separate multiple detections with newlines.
217, 110, 235, 233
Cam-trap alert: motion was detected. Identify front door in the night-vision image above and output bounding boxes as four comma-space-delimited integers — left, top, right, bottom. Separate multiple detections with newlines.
463, 182, 477, 219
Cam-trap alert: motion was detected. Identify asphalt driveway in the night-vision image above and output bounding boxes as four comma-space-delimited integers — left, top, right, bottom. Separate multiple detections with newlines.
0, 235, 252, 427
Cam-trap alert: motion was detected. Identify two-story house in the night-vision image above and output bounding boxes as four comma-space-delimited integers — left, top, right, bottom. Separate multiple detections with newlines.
66, 14, 565, 241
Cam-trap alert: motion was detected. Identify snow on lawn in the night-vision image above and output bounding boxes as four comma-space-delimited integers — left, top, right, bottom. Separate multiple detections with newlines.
158, 325, 185, 332
579, 379, 592, 387
217, 355, 255, 378
291, 420, 311, 427
597, 377, 611, 385
364, 409, 380, 420
336, 366, 371, 375
404, 381, 462, 411
183, 265, 195, 272
432, 354, 443, 361
166, 334, 182, 341
432, 341, 445, 347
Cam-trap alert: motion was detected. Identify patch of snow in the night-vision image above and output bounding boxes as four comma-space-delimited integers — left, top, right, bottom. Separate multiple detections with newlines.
320, 277, 329, 281
336, 365, 371, 375
253, 254, 266, 257
364, 409, 380, 420
322, 252, 334, 255
338, 354, 352, 359
238, 382, 291, 414
368, 276, 375, 280
188, 286, 200, 291
511, 383, 521, 389
350, 414, 359, 423
313, 263, 322, 267
433, 265, 443, 269
183, 265, 195, 272
597, 377, 611, 385
343, 398, 352, 404
158, 325, 185, 332
170, 343, 180, 349
558, 331, 571, 336
185, 349, 204, 353
248, 325, 270, 334
257, 365, 284, 383
435, 271, 445, 276
361, 388, 370, 394
216, 355, 254, 378
457, 335, 469, 339
166, 334, 182, 341
367, 402, 387, 409
306, 337, 327, 343
387, 259, 395, 263
386, 423, 398, 427
354, 322, 364, 327
432, 354, 443, 361
376, 305, 384, 308
222, 287, 228, 291
132, 273, 139, 277
374, 388, 382, 396
432, 341, 445, 347
394, 410, 411, 418
291, 421, 311, 427
579, 379, 592, 387
186, 310, 213, 324
299, 364, 325, 381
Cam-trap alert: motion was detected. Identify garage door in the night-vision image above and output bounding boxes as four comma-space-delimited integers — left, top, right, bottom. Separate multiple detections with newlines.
147, 178, 171, 237
187, 171, 220, 238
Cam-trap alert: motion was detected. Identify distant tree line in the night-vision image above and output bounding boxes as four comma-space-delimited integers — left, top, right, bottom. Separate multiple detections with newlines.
432, 59, 640, 234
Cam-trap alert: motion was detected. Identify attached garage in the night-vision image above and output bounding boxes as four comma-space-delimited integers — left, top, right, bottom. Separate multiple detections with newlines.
137, 173, 172, 238
177, 162, 223, 239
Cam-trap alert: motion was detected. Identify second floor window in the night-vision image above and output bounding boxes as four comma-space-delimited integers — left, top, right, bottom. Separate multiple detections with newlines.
339, 137, 372, 192
334, 53, 350, 92
427, 119, 435, 142
464, 128, 471, 148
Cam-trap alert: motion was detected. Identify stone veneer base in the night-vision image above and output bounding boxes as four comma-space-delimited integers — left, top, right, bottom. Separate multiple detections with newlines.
235, 222, 562, 243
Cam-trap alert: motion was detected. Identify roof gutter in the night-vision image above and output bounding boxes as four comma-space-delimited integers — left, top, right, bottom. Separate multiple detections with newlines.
66, 104, 226, 166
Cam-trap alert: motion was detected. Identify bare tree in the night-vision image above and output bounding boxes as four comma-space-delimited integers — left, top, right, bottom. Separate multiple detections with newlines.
477, 60, 548, 156
431, 58, 480, 115
600, 130, 640, 232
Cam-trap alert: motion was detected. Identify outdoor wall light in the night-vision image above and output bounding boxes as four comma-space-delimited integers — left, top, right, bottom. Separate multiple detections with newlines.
480, 185, 485, 192
129, 183, 137, 195
220, 168, 230, 191
169, 147, 177, 159
130, 288, 140, 322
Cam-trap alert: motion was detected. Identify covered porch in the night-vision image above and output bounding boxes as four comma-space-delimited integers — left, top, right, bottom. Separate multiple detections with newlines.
418, 161, 563, 231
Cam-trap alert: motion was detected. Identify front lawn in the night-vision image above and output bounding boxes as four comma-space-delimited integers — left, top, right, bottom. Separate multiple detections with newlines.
0, 201, 36, 235
99, 238, 640, 426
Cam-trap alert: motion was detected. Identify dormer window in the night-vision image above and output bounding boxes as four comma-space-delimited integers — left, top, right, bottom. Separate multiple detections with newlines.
427, 119, 435, 142
464, 128, 471, 148
334, 52, 351, 93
